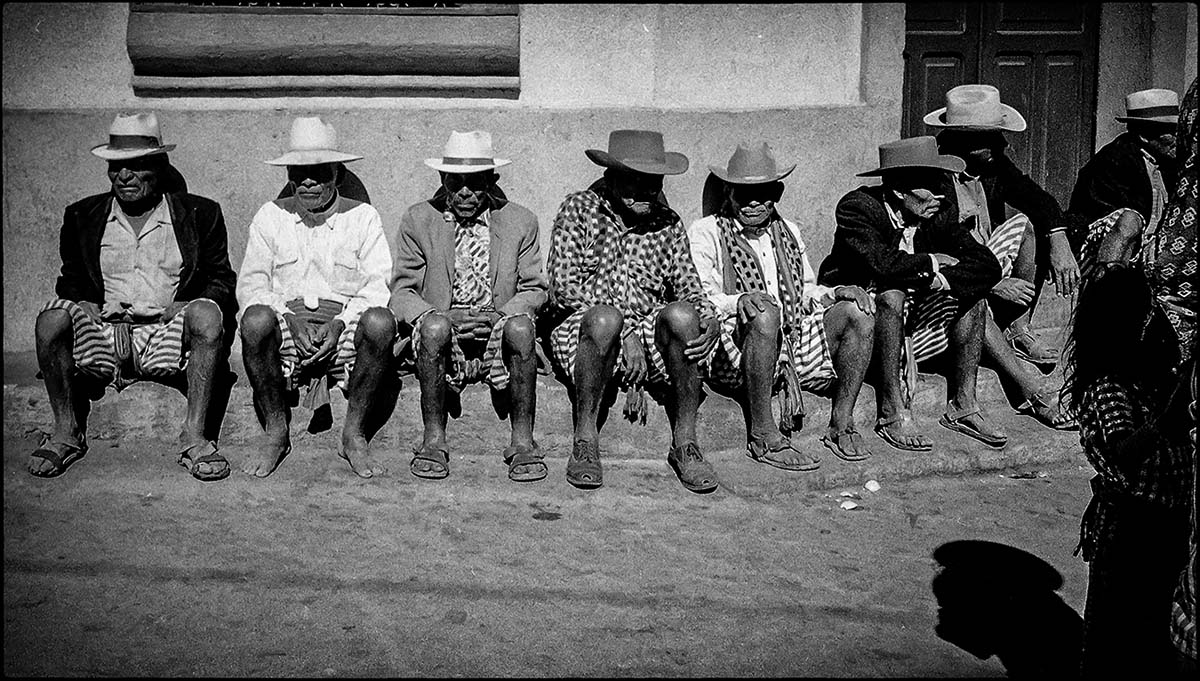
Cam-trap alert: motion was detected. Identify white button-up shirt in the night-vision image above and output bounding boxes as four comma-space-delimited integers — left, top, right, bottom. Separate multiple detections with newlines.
236, 195, 392, 326
100, 196, 182, 319
687, 214, 835, 318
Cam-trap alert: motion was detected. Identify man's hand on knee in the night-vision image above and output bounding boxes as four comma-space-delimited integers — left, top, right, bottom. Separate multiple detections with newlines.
991, 277, 1035, 306
684, 317, 720, 363
737, 292, 777, 325
833, 285, 875, 315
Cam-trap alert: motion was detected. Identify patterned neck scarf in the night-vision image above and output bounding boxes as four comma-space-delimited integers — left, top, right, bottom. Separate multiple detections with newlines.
451, 211, 491, 309
716, 213, 811, 430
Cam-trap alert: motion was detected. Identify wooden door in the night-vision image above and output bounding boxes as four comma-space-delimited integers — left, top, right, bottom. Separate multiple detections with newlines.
902, 2, 1100, 206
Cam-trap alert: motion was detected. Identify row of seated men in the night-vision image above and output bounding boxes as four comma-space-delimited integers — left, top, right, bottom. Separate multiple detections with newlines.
26, 83, 1181, 494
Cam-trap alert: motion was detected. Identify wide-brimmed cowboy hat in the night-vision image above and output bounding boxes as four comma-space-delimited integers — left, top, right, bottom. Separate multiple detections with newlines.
585, 130, 688, 176
265, 117, 363, 166
923, 84, 1027, 132
709, 142, 796, 185
423, 130, 511, 173
1116, 88, 1179, 125
857, 136, 966, 177
90, 112, 177, 160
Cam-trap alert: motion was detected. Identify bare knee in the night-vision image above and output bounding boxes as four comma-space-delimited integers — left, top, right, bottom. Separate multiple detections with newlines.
35, 308, 73, 344
746, 303, 781, 339
580, 305, 624, 348
418, 312, 453, 353
356, 307, 397, 348
1114, 209, 1144, 241
239, 305, 279, 348
503, 315, 535, 353
658, 301, 700, 340
834, 300, 873, 337
875, 289, 906, 316
184, 300, 223, 346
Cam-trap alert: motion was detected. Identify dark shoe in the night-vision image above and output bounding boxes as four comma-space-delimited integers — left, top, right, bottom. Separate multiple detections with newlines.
503, 442, 548, 483
566, 439, 603, 489
746, 436, 820, 471
668, 442, 718, 493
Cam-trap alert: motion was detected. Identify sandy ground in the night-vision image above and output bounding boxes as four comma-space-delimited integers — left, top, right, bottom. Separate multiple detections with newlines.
3, 406, 1093, 678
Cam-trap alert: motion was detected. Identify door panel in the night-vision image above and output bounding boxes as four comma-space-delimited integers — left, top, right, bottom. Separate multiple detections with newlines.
903, 3, 1099, 207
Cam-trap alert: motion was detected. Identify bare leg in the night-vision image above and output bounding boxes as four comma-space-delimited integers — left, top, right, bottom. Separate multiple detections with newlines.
341, 307, 397, 478
178, 300, 227, 477
739, 303, 783, 443
947, 298, 986, 409
572, 305, 623, 444
872, 289, 930, 449
1094, 209, 1144, 266
413, 312, 453, 476
28, 308, 92, 475
823, 300, 874, 457
655, 302, 703, 448
239, 304, 291, 477
503, 316, 538, 448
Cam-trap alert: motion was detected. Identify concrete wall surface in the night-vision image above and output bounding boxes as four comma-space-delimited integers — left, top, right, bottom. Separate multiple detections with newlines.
2, 3, 905, 353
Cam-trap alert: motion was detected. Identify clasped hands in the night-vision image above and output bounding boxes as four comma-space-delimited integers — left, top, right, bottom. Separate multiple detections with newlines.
283, 313, 345, 368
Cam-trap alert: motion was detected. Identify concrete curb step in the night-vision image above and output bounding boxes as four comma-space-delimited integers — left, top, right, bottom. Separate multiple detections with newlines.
4, 354, 1083, 493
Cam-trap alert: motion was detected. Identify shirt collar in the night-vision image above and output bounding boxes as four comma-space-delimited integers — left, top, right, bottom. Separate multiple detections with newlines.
1139, 147, 1160, 168
289, 190, 343, 228
108, 195, 171, 231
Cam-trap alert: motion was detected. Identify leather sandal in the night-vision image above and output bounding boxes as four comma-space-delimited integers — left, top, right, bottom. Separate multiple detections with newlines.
410, 444, 450, 480
28, 438, 88, 478
746, 436, 820, 471
503, 443, 547, 483
177, 440, 230, 482
1006, 326, 1059, 367
1016, 390, 1078, 431
939, 402, 1008, 448
820, 427, 872, 462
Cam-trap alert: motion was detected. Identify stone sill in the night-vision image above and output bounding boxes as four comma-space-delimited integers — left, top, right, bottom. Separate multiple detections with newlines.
131, 75, 521, 99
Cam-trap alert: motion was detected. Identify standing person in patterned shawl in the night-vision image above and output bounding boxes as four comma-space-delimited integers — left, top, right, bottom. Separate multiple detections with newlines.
818, 137, 1005, 451
544, 130, 722, 493
1063, 263, 1194, 677
390, 130, 548, 483
688, 143, 876, 469
1068, 88, 1180, 276
929, 84, 1079, 370
28, 112, 238, 482
237, 117, 396, 479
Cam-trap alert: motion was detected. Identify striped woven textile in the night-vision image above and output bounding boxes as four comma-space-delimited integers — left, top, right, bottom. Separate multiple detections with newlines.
705, 306, 835, 394
403, 310, 526, 392
39, 298, 207, 389
549, 306, 671, 386
906, 213, 1029, 363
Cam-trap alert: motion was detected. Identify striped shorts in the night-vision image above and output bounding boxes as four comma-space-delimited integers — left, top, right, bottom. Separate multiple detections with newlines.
272, 310, 362, 392
705, 306, 836, 394
549, 305, 684, 387
907, 213, 1029, 363
40, 298, 214, 388
399, 311, 525, 392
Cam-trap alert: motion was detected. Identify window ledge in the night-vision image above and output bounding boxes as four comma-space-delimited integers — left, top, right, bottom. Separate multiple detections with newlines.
131, 74, 520, 99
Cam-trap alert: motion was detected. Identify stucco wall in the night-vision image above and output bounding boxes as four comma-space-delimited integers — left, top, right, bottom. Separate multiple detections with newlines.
2, 4, 904, 353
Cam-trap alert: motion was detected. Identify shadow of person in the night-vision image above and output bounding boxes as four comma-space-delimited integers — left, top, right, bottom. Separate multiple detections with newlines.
932, 540, 1083, 678
276, 163, 371, 204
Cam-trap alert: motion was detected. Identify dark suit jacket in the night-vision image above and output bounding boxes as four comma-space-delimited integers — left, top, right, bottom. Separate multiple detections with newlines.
817, 185, 1001, 301
935, 133, 1069, 237
389, 193, 547, 326
1068, 131, 1174, 229
55, 191, 239, 339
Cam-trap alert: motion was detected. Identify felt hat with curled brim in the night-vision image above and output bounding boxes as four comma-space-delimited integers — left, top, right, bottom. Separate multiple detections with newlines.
585, 129, 689, 176
923, 84, 1027, 132
90, 112, 176, 160
709, 142, 796, 184
1116, 88, 1180, 125
857, 136, 966, 177
265, 116, 363, 166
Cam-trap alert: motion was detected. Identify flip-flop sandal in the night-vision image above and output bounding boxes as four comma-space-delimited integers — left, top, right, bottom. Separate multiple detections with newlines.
746, 436, 820, 471
177, 441, 230, 482
874, 415, 932, 452
939, 404, 1008, 449
1016, 391, 1078, 431
29, 439, 88, 478
820, 427, 872, 462
503, 443, 548, 483
565, 439, 603, 489
410, 445, 450, 480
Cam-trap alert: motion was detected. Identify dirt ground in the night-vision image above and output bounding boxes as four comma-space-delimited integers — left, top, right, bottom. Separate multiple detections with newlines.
3, 401, 1094, 679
